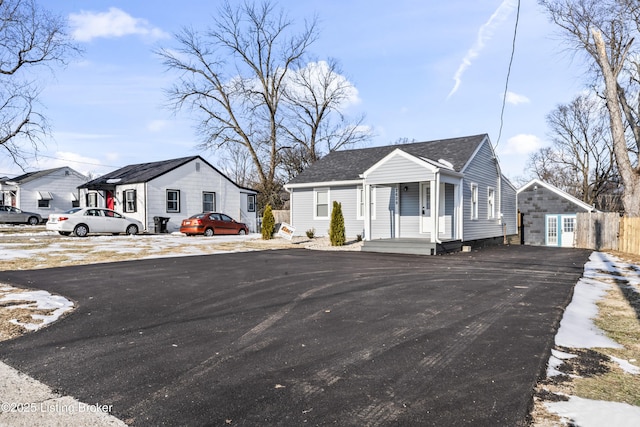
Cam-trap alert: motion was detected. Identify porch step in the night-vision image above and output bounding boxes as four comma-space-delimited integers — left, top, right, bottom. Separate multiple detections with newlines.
362, 239, 462, 256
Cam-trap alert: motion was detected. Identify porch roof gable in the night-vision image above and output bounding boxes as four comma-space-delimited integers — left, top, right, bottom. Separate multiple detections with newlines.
362, 149, 463, 182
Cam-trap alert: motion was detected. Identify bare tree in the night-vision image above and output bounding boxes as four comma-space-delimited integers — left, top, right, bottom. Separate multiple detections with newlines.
529, 94, 617, 209
540, 0, 640, 215
0, 0, 79, 168
280, 59, 371, 178
157, 0, 318, 208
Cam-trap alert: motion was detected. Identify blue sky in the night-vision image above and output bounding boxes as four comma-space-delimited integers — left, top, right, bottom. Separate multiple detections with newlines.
1, 0, 588, 182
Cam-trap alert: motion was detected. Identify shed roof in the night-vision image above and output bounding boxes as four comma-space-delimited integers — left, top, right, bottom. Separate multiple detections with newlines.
286, 134, 488, 185
517, 179, 596, 212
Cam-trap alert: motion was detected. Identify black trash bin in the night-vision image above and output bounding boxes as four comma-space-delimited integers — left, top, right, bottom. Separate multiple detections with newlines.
153, 216, 170, 233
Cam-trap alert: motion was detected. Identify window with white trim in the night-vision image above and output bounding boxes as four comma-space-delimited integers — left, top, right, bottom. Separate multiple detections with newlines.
247, 194, 256, 212
487, 187, 495, 219
167, 190, 180, 213
124, 189, 137, 213
202, 192, 216, 212
356, 186, 376, 220
314, 188, 329, 219
470, 183, 478, 220
86, 192, 98, 207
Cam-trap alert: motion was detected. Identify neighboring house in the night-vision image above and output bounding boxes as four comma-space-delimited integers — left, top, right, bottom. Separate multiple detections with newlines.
284, 134, 518, 255
0, 167, 88, 217
517, 178, 596, 248
78, 156, 258, 233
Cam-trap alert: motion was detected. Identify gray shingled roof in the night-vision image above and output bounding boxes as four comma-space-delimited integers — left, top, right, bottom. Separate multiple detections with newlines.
79, 156, 257, 193
79, 156, 200, 189
287, 134, 488, 184
8, 167, 68, 184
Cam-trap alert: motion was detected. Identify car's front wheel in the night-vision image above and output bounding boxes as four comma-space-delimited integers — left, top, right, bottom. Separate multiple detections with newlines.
27, 216, 39, 226
73, 224, 89, 237
126, 224, 139, 235
204, 228, 214, 237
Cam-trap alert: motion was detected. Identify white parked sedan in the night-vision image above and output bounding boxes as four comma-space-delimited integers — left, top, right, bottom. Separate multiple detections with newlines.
47, 208, 144, 237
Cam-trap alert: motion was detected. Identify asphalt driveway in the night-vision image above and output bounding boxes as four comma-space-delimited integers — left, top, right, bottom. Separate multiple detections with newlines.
0, 245, 591, 426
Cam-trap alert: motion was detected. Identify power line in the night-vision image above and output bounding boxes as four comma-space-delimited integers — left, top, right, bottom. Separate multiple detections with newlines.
495, 0, 521, 149
34, 153, 123, 169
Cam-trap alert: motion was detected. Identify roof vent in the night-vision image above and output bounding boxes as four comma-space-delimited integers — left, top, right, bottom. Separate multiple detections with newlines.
438, 159, 454, 169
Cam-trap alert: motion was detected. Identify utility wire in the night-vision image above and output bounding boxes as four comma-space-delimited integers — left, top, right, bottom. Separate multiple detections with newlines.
495, 0, 521, 149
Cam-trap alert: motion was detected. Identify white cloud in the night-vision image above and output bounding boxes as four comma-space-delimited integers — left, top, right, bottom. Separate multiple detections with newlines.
69, 8, 170, 42
287, 61, 361, 110
447, 0, 518, 98
147, 120, 169, 132
505, 91, 530, 105
499, 134, 545, 156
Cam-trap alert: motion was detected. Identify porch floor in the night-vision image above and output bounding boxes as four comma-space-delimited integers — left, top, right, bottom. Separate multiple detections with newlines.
361, 238, 463, 256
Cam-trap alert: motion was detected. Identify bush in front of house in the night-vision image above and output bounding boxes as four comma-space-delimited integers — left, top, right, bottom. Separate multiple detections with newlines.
306, 228, 315, 239
329, 201, 346, 246
262, 204, 275, 240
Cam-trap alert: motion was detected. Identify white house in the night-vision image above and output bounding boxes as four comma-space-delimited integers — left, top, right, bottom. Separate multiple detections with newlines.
78, 156, 258, 233
0, 167, 88, 216
285, 134, 518, 255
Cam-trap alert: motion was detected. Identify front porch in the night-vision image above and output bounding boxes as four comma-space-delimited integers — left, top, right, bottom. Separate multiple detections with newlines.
362, 238, 463, 255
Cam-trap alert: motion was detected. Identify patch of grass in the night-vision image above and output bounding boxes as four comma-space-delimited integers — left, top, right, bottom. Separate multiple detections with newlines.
570, 277, 640, 405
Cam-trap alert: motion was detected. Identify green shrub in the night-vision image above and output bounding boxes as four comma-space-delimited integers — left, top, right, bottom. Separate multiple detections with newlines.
356, 234, 362, 242
261, 204, 275, 240
306, 228, 315, 239
329, 201, 346, 246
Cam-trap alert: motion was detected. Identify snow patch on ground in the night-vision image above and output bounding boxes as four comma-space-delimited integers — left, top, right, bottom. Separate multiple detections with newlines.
0, 286, 74, 331
543, 251, 640, 425
546, 395, 640, 427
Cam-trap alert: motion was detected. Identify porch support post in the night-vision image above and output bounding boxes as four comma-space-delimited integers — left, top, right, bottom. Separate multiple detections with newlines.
433, 172, 441, 243
394, 184, 400, 239
364, 183, 371, 241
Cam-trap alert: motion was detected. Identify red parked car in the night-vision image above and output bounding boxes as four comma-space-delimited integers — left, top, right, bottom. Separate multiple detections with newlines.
180, 212, 249, 236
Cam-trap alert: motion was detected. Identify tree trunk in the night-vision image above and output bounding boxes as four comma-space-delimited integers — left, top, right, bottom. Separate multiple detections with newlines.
592, 29, 640, 215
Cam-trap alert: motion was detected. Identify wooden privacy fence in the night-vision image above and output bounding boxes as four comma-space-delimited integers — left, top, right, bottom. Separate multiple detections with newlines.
576, 212, 640, 255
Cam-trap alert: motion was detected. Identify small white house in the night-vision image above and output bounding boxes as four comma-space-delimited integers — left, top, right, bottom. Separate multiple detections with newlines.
78, 156, 258, 233
285, 134, 518, 255
0, 167, 88, 216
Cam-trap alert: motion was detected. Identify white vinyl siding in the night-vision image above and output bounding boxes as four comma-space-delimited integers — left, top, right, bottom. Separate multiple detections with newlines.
290, 185, 364, 238
143, 158, 253, 233
11, 167, 88, 216
370, 185, 393, 239
462, 139, 505, 241
366, 154, 436, 184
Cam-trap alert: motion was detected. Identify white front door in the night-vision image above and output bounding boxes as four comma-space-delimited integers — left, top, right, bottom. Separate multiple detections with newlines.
421, 182, 432, 233
546, 215, 558, 246
561, 215, 576, 248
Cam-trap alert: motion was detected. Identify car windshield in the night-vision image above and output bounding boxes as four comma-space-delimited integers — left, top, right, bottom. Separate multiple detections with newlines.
64, 208, 83, 214
191, 213, 206, 219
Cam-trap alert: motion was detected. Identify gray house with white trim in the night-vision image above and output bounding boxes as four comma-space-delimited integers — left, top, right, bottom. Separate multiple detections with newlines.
285, 134, 517, 254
